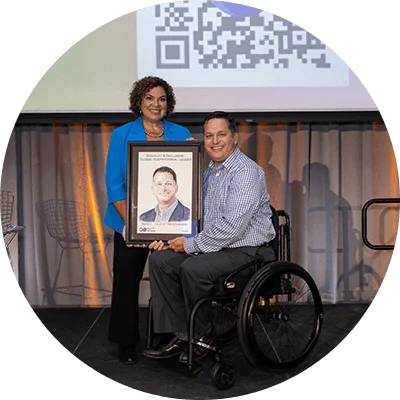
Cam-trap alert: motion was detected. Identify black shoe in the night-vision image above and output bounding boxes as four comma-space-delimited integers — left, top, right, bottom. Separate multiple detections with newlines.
118, 344, 137, 365
142, 336, 186, 360
150, 332, 175, 350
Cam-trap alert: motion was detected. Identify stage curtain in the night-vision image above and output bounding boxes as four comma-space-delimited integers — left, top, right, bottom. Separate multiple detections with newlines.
3, 120, 397, 306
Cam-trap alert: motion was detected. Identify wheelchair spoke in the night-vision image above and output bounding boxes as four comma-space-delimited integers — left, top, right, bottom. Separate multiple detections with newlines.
285, 324, 295, 360
255, 313, 283, 363
286, 323, 307, 358
240, 266, 322, 369
253, 307, 315, 363
288, 321, 318, 336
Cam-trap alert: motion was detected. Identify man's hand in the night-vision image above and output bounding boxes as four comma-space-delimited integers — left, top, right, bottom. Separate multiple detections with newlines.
149, 240, 169, 251
148, 237, 186, 252
167, 237, 186, 253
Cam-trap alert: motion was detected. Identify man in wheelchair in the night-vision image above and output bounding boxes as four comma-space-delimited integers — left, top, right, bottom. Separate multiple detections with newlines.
142, 111, 276, 363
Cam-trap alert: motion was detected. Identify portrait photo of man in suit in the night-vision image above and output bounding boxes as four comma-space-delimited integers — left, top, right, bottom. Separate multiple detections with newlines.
139, 166, 190, 223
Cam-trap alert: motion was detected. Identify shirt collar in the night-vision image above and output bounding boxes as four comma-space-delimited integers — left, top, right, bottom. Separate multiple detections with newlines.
155, 198, 178, 215
208, 147, 241, 171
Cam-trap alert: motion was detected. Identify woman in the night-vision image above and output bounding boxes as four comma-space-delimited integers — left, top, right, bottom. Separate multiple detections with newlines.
104, 76, 191, 364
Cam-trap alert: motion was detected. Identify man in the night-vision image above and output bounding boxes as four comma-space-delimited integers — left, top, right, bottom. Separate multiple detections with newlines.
139, 166, 190, 222
142, 111, 276, 362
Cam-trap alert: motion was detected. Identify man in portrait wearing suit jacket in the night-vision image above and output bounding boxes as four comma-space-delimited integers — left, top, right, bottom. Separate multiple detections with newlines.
139, 166, 190, 222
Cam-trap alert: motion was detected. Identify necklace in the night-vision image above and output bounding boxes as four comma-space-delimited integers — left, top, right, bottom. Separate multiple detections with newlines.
144, 125, 164, 138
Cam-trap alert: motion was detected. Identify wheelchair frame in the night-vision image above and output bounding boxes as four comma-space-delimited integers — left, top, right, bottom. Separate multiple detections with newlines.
146, 208, 323, 390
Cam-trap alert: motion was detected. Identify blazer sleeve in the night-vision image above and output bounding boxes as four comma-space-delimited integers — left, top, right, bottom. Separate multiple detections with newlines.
181, 127, 192, 139
105, 127, 126, 204
168, 122, 192, 140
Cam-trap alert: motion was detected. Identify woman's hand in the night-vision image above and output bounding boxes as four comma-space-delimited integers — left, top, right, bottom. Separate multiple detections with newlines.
122, 225, 147, 248
122, 225, 134, 247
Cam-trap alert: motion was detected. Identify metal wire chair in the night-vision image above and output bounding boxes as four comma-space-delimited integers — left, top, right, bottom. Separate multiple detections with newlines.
1, 190, 25, 270
36, 199, 113, 305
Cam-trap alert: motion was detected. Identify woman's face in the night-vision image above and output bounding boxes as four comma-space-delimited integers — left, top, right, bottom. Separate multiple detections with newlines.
140, 86, 167, 123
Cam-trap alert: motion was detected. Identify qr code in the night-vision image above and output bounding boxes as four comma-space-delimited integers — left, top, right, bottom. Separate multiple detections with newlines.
137, 0, 348, 87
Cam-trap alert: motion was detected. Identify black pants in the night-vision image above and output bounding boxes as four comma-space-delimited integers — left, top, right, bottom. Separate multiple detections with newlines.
149, 245, 276, 336
108, 232, 149, 346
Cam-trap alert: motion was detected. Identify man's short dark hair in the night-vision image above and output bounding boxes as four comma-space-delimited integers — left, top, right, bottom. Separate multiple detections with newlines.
203, 111, 237, 137
153, 166, 177, 183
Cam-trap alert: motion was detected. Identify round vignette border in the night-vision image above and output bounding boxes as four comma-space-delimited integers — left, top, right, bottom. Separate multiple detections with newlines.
2, 0, 399, 394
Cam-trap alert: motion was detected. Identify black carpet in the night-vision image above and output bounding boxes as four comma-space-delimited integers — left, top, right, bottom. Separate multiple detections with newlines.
33, 304, 369, 399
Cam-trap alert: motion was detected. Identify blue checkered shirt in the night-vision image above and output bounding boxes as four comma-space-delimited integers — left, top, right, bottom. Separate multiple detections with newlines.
184, 148, 275, 254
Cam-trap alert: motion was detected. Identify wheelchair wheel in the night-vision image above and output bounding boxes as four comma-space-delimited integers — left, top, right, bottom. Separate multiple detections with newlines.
211, 360, 236, 390
237, 261, 323, 370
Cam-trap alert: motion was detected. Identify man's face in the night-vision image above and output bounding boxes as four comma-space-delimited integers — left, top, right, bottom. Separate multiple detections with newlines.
152, 171, 178, 206
204, 118, 238, 166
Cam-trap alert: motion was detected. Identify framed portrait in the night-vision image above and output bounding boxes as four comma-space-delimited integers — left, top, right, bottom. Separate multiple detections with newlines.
126, 141, 203, 244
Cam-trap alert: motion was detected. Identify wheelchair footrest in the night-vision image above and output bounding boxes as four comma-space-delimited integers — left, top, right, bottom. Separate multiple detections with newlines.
192, 338, 218, 353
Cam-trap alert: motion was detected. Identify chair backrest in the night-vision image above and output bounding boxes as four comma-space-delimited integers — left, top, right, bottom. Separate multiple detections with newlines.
269, 205, 279, 260
1, 190, 14, 232
36, 199, 87, 243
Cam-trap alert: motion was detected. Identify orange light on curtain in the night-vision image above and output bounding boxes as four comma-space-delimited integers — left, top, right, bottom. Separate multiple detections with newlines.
79, 123, 114, 305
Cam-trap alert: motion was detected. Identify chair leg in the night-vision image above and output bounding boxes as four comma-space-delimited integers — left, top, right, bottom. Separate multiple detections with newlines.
42, 247, 64, 305
105, 245, 113, 282
80, 249, 113, 305
82, 253, 86, 306
4, 232, 16, 249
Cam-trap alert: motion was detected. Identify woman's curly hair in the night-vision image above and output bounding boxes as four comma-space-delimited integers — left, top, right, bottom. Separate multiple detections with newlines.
129, 76, 176, 119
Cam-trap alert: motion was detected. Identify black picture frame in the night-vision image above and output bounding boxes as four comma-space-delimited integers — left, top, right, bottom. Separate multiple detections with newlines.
126, 141, 203, 244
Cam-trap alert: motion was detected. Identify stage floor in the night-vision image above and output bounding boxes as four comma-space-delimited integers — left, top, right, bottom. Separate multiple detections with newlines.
33, 304, 369, 399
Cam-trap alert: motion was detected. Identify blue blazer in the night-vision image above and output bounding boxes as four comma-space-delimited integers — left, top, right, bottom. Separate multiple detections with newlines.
104, 117, 191, 233
139, 201, 190, 222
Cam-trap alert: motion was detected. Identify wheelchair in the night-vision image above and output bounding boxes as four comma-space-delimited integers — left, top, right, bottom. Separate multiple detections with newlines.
145, 208, 323, 390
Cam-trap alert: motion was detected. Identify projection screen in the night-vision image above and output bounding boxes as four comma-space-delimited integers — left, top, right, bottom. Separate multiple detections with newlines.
21, 0, 376, 113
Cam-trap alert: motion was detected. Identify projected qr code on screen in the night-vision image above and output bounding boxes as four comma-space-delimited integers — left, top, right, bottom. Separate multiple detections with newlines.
137, 0, 348, 87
